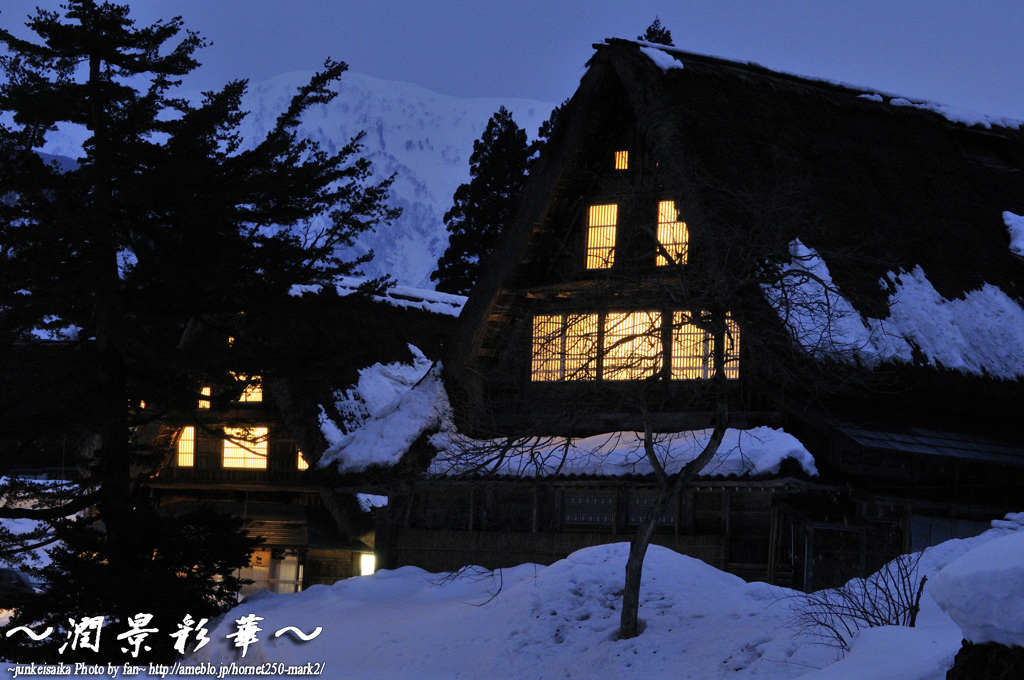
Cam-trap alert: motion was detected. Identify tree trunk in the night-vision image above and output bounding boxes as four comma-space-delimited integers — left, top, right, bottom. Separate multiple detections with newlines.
619, 484, 674, 639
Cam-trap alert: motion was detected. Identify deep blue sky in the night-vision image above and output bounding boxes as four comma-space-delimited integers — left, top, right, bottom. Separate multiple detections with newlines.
3, 1, 1023, 118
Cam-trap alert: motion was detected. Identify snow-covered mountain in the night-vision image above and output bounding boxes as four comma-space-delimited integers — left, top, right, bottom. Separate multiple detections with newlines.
40, 71, 554, 289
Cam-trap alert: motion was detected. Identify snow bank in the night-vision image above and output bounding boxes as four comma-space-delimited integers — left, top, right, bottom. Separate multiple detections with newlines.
930, 527, 1024, 647
189, 543, 834, 679
318, 348, 448, 473
1003, 211, 1024, 257
430, 425, 817, 478
765, 240, 1024, 378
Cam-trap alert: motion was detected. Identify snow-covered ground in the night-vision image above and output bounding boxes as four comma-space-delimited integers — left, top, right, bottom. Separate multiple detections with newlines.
2, 513, 1021, 678
122, 513, 1014, 680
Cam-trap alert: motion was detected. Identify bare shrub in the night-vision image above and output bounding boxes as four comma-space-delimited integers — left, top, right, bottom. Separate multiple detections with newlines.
786, 552, 927, 650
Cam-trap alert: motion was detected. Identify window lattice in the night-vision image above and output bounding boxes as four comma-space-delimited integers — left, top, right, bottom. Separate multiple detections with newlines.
531, 311, 739, 382
531, 315, 563, 382
671, 312, 741, 380
563, 494, 615, 525
656, 200, 688, 266
176, 426, 195, 467
586, 204, 617, 269
614, 150, 629, 170
222, 427, 268, 469
603, 311, 662, 380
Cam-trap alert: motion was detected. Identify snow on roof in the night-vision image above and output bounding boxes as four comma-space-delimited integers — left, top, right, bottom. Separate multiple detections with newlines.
290, 276, 465, 317
639, 45, 684, 72
318, 347, 448, 474
429, 426, 816, 479
765, 239, 1024, 379
1003, 211, 1024, 257
762, 240, 912, 364
317, 347, 816, 480
888, 97, 1023, 131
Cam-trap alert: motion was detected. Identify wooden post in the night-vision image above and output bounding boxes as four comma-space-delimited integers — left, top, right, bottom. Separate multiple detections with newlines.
722, 488, 732, 567
767, 504, 779, 584
531, 485, 539, 533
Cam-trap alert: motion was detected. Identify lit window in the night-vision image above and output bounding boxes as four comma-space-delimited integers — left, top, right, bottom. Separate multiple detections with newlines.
614, 150, 629, 170
177, 426, 195, 467
233, 374, 262, 403
603, 311, 662, 380
222, 427, 268, 469
723, 315, 741, 380
531, 315, 563, 382
530, 313, 598, 381
656, 200, 688, 266
586, 204, 617, 269
198, 386, 211, 409
360, 553, 376, 576
297, 450, 309, 471
671, 312, 740, 380
531, 311, 739, 382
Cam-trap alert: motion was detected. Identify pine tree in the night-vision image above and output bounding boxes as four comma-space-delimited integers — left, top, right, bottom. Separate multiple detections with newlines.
0, 1, 397, 660
431, 106, 530, 295
639, 17, 674, 45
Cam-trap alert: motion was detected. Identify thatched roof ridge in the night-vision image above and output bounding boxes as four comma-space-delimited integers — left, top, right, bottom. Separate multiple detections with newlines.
447, 38, 1024, 390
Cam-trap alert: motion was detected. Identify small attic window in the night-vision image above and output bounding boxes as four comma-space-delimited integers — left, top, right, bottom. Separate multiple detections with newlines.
655, 200, 688, 266
198, 386, 211, 409
614, 151, 629, 170
586, 204, 618, 269
232, 374, 263, 403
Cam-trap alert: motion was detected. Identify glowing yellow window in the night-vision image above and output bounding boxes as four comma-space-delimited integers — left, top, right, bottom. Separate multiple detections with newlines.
614, 151, 629, 170
603, 311, 662, 380
233, 374, 262, 403
297, 450, 309, 471
723, 315, 741, 380
222, 427, 268, 469
176, 426, 195, 467
530, 313, 598, 381
198, 386, 211, 409
671, 313, 710, 380
563, 313, 599, 380
586, 204, 617, 269
656, 201, 688, 266
671, 312, 740, 380
531, 315, 563, 382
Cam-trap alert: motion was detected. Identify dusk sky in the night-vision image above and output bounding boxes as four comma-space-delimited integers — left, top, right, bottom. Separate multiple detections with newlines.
2, 1, 1023, 119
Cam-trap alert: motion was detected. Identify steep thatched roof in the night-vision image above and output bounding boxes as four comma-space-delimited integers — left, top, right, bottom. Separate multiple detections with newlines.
445, 39, 1024, 443
451, 41, 1024, 375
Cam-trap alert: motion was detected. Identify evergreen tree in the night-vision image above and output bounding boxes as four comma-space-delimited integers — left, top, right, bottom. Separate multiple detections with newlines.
639, 17, 674, 45
0, 1, 397, 661
431, 106, 530, 295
